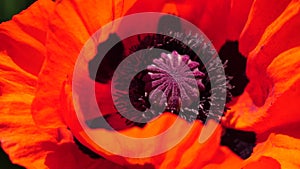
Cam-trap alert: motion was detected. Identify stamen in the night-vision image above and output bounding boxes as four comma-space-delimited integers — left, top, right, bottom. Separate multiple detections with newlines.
219, 41, 249, 96
111, 32, 230, 124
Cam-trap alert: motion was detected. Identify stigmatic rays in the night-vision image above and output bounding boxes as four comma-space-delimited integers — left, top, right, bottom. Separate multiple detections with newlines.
144, 51, 205, 121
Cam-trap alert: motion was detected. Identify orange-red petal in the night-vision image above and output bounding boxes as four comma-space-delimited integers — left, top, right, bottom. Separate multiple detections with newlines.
5, 0, 300, 168
243, 133, 300, 168
63, 83, 241, 168
239, 0, 292, 57
0, 52, 57, 168
202, 147, 243, 169
173, 0, 231, 50
224, 0, 300, 133
223, 46, 300, 134
0, 52, 133, 169
226, 0, 254, 41
243, 0, 300, 106
31, 0, 137, 128
243, 156, 281, 169
0, 0, 54, 75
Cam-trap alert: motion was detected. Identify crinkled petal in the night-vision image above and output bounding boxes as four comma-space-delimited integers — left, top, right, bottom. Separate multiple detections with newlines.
243, 0, 300, 106
44, 142, 125, 169
0, 0, 54, 75
7, 0, 300, 168
158, 120, 222, 168
239, 0, 292, 57
175, 0, 253, 50
173, 0, 231, 50
0, 52, 133, 169
223, 47, 300, 133
0, 52, 61, 168
202, 147, 243, 169
243, 134, 300, 169
62, 79, 232, 167
31, 0, 136, 128
65, 93, 237, 168
125, 0, 253, 51
226, 0, 254, 41
243, 156, 281, 169
127, 0, 231, 49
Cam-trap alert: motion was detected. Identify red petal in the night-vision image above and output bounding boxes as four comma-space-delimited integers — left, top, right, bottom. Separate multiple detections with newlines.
125, 0, 253, 51
0, 0, 54, 75
126, 0, 171, 14
202, 147, 243, 169
243, 134, 300, 168
243, 156, 281, 169
245, 1, 300, 106
175, 0, 231, 50
31, 0, 135, 128
239, 0, 292, 57
226, 0, 254, 41
63, 84, 229, 168
45, 142, 125, 169
0, 52, 62, 168
223, 47, 300, 133
0, 53, 129, 168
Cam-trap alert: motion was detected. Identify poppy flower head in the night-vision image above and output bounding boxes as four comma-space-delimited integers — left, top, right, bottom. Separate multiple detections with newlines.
91, 30, 230, 130
2, 0, 300, 168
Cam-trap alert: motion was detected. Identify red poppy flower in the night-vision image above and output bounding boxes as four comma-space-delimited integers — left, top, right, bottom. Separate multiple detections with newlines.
0, 0, 299, 169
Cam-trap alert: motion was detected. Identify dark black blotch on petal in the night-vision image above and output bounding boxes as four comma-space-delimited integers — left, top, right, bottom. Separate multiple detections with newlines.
73, 137, 103, 159
88, 33, 125, 83
221, 128, 256, 159
86, 113, 147, 131
218, 41, 249, 96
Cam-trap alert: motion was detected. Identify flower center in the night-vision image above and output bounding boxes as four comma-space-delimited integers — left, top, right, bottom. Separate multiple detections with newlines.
122, 50, 206, 123
84, 15, 254, 160
145, 51, 205, 110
